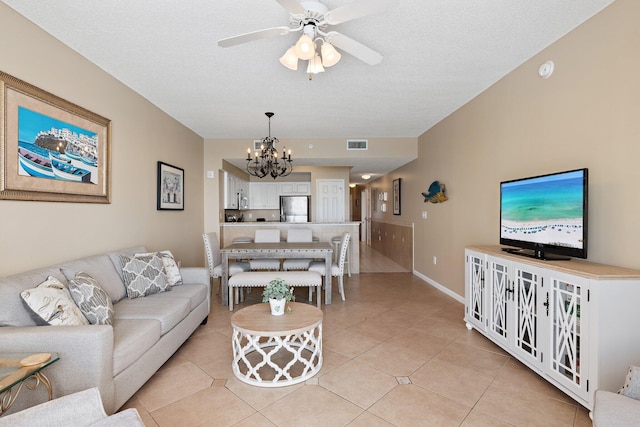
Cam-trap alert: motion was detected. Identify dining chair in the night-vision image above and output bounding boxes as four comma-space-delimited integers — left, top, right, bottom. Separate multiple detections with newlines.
248, 229, 281, 271
282, 229, 314, 271
331, 234, 351, 277
203, 232, 250, 295
308, 231, 351, 301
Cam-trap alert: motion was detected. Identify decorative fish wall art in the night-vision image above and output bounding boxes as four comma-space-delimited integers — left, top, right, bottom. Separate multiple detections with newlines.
422, 181, 448, 203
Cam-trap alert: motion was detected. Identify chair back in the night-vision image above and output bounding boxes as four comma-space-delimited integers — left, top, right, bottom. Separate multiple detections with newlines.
203, 232, 222, 278
286, 228, 313, 242
254, 229, 280, 243
336, 232, 351, 274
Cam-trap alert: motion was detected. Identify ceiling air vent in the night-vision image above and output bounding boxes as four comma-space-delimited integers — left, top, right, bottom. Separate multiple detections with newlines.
347, 139, 368, 150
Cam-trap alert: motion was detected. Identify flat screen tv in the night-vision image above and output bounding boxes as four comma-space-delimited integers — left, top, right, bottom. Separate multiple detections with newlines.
500, 168, 588, 260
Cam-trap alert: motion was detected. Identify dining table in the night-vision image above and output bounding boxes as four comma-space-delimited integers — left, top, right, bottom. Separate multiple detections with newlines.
220, 241, 334, 306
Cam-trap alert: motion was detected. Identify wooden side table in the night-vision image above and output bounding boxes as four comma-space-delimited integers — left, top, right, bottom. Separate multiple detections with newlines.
0, 353, 59, 416
231, 302, 322, 387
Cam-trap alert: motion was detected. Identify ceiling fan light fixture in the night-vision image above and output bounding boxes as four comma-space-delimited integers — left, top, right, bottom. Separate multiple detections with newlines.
294, 34, 316, 60
307, 53, 325, 74
279, 46, 299, 70
320, 42, 341, 67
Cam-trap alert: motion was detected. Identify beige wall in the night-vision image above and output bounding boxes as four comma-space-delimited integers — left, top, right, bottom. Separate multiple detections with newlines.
0, 4, 204, 276
383, 0, 640, 297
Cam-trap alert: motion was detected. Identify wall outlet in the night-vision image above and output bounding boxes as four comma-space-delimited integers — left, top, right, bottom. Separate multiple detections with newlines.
248, 213, 252, 219
422, 211, 428, 219
206, 170, 215, 179
433, 256, 437, 265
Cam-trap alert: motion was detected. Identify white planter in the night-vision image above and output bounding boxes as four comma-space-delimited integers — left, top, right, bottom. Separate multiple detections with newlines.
269, 298, 286, 316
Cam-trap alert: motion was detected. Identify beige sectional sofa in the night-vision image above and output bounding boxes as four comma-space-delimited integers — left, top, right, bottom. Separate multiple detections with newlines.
0, 246, 210, 415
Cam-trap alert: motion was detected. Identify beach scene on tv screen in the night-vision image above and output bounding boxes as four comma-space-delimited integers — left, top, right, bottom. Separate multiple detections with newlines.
500, 171, 584, 249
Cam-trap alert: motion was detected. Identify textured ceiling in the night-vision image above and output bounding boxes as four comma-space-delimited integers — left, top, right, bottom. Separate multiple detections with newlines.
2, 0, 613, 182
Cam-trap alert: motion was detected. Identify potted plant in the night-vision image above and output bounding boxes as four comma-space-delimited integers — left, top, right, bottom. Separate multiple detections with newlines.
262, 278, 295, 316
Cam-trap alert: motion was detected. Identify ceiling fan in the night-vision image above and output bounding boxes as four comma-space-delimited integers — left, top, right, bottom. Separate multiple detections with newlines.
218, 0, 397, 72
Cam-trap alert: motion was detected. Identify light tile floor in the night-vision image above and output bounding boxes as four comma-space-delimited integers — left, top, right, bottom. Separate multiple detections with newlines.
121, 247, 592, 427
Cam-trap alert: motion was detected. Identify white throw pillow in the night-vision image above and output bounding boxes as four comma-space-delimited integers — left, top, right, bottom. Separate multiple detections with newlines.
119, 253, 169, 299
68, 272, 114, 325
618, 365, 640, 400
20, 276, 89, 326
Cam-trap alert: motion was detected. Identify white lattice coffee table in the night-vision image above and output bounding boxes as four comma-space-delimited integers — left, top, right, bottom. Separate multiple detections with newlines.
230, 302, 323, 387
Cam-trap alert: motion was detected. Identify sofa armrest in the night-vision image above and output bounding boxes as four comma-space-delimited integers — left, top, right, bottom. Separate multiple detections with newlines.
179, 267, 208, 285
180, 267, 210, 311
0, 325, 115, 413
0, 387, 107, 427
593, 390, 640, 427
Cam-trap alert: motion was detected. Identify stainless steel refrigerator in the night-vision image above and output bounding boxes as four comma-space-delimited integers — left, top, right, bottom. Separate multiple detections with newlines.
280, 196, 310, 222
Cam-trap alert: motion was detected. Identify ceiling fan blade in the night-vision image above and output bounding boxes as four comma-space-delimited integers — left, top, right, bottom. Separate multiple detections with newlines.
218, 26, 292, 48
326, 32, 383, 65
323, 0, 397, 25
274, 0, 306, 15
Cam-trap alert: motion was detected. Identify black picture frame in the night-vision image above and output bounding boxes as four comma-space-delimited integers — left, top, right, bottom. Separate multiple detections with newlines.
157, 161, 184, 210
393, 178, 401, 215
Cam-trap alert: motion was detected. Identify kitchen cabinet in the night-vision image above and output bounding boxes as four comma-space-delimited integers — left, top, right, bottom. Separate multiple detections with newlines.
224, 172, 248, 209
464, 245, 640, 410
249, 182, 278, 209
279, 182, 310, 195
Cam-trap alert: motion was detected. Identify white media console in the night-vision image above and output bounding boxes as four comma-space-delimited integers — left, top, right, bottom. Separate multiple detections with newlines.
464, 245, 640, 410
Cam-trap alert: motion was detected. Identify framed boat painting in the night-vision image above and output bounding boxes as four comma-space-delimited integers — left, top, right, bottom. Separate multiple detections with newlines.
0, 71, 111, 203
157, 161, 184, 210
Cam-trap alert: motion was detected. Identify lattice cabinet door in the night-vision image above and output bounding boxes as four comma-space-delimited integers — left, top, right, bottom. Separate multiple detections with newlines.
465, 250, 486, 332
486, 256, 510, 347
546, 271, 590, 402
512, 265, 545, 369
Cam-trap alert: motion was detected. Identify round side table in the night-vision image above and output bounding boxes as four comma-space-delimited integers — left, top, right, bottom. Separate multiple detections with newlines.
230, 302, 323, 387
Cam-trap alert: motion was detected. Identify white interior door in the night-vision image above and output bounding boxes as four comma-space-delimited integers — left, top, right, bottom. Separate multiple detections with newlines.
316, 179, 345, 222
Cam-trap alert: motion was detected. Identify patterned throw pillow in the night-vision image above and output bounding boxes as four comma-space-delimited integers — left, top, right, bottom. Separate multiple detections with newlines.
618, 365, 640, 400
68, 272, 114, 325
20, 276, 89, 326
119, 253, 169, 299
136, 250, 183, 286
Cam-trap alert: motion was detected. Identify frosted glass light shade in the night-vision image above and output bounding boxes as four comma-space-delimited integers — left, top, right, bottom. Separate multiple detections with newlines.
321, 42, 341, 67
306, 54, 325, 74
294, 34, 315, 60
279, 46, 298, 70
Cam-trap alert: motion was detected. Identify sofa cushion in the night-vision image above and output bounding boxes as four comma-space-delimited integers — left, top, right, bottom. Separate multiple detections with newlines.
21, 276, 89, 326
0, 267, 68, 326
68, 272, 115, 325
152, 284, 207, 311
112, 318, 161, 376
60, 254, 127, 303
114, 294, 190, 335
119, 253, 170, 299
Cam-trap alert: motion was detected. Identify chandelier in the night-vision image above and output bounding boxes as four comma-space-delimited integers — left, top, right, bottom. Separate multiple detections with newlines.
246, 112, 293, 179
279, 24, 341, 80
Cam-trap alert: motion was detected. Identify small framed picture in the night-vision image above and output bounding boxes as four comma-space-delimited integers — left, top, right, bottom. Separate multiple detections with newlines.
157, 161, 184, 210
393, 178, 402, 215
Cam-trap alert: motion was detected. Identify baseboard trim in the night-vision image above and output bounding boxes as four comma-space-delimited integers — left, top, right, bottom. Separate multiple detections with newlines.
412, 270, 464, 304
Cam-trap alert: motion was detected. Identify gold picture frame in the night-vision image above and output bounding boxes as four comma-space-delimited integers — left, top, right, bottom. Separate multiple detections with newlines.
0, 71, 111, 203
